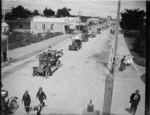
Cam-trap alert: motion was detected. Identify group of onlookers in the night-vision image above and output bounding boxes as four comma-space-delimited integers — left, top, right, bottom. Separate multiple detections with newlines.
119, 54, 133, 71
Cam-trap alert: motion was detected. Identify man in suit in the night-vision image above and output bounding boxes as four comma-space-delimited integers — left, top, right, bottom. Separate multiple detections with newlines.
130, 90, 141, 114
36, 87, 47, 106
22, 90, 31, 114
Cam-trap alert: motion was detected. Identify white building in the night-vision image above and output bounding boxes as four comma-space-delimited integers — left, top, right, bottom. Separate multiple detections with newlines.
30, 16, 81, 34
87, 18, 100, 24
2, 22, 9, 33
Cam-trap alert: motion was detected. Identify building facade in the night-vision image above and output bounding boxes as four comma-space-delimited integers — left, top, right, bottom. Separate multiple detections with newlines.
30, 16, 81, 34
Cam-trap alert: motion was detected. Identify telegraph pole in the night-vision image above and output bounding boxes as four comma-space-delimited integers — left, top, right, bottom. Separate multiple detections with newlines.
102, 0, 121, 115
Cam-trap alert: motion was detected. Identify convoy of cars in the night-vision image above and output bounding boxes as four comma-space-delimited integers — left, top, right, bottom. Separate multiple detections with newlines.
32, 25, 109, 78
1, 24, 110, 115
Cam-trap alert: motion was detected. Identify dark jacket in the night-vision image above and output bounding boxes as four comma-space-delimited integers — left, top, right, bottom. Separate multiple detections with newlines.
36, 91, 46, 101
22, 94, 31, 105
130, 93, 140, 105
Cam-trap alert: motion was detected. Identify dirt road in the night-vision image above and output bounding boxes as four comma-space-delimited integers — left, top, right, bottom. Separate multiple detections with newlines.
1, 28, 112, 115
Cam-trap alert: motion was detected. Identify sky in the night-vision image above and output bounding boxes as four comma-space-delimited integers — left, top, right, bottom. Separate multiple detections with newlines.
2, 0, 146, 18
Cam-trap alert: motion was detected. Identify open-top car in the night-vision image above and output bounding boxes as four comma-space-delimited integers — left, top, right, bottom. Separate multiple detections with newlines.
88, 30, 96, 38
97, 28, 102, 34
69, 36, 82, 51
32, 49, 63, 78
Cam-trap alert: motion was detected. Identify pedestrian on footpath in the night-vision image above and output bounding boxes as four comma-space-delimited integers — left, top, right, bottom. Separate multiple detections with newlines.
36, 87, 47, 107
129, 90, 141, 114
22, 90, 31, 114
119, 56, 126, 71
126, 54, 133, 66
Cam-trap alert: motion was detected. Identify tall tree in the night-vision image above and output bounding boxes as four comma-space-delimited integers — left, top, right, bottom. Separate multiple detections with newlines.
120, 8, 146, 31
43, 8, 55, 17
33, 10, 39, 16
56, 7, 71, 17
5, 5, 32, 20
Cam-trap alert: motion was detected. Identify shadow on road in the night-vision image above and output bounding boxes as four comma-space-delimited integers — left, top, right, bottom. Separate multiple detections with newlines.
125, 108, 131, 113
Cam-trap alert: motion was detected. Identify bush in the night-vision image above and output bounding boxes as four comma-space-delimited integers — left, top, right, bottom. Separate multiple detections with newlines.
132, 27, 146, 58
8, 31, 63, 50
124, 31, 140, 38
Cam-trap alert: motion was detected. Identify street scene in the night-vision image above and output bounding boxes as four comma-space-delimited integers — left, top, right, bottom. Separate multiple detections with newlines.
1, 0, 147, 115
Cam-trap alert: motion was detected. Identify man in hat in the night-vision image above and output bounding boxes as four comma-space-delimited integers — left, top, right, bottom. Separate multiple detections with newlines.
36, 87, 47, 106
22, 90, 31, 114
130, 90, 141, 114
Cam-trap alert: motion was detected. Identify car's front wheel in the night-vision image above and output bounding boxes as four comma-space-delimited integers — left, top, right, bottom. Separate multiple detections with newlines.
45, 69, 51, 78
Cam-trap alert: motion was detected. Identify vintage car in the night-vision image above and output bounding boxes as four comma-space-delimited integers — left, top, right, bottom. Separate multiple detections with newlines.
32, 49, 63, 78
69, 36, 82, 51
97, 28, 102, 34
88, 31, 96, 38
1, 90, 19, 114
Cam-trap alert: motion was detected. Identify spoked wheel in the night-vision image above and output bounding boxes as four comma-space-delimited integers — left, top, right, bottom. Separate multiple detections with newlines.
33, 67, 38, 77
9, 99, 19, 114
69, 46, 71, 50
45, 69, 51, 78
32, 72, 35, 77
76, 47, 78, 51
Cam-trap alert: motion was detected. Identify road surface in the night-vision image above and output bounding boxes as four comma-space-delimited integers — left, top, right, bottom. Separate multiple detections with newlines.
2, 28, 112, 115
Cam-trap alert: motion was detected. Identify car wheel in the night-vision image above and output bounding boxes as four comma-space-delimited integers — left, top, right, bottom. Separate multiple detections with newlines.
9, 99, 18, 113
45, 70, 51, 78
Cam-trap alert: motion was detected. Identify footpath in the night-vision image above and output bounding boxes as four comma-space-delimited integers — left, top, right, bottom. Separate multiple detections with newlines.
110, 31, 145, 115
2, 34, 74, 67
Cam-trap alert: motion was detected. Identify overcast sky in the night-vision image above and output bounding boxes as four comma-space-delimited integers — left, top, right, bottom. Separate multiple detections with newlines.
2, 0, 146, 18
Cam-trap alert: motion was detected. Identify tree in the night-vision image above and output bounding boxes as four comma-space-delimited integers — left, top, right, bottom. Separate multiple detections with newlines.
120, 8, 146, 31
43, 8, 55, 17
5, 5, 32, 20
132, 24, 146, 57
33, 10, 39, 16
56, 7, 71, 17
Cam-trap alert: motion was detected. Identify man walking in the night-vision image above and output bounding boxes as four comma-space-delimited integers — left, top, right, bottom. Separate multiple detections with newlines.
130, 90, 141, 114
36, 87, 47, 106
22, 90, 31, 114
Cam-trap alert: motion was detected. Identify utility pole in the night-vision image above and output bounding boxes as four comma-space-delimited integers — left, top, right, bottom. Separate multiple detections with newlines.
102, 0, 121, 115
